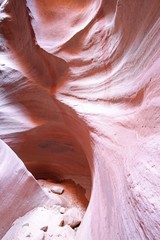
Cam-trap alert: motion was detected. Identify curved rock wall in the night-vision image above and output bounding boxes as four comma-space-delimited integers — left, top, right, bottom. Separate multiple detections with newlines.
0, 139, 49, 239
0, 0, 160, 239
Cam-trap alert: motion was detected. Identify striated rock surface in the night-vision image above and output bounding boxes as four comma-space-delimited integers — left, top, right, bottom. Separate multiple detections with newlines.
0, 139, 49, 239
0, 0, 160, 239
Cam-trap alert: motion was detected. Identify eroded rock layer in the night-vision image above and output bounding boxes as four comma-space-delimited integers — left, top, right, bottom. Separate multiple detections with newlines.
0, 0, 160, 239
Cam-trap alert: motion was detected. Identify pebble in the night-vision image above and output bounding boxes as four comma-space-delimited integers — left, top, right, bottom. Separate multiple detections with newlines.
22, 223, 29, 227
58, 219, 64, 227
63, 207, 82, 228
40, 226, 48, 232
51, 186, 64, 195
59, 207, 66, 214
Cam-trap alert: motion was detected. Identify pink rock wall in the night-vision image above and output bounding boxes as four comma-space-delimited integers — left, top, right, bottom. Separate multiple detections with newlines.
0, 0, 160, 239
0, 139, 49, 238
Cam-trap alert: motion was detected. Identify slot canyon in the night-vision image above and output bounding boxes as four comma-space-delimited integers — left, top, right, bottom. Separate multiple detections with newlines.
0, 0, 160, 239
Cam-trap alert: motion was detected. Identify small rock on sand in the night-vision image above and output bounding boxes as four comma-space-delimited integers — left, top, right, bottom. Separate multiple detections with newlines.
51, 186, 64, 195
63, 207, 83, 228
59, 207, 66, 214
40, 226, 48, 232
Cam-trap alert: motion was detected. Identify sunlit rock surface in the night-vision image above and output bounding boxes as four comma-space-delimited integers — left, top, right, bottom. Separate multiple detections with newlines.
0, 140, 49, 239
0, 0, 160, 239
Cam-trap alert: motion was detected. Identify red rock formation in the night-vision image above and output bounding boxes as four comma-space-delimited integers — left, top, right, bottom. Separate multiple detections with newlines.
0, 0, 160, 239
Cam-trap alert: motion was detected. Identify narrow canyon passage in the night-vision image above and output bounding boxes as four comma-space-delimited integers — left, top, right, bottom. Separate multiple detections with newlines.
0, 0, 160, 240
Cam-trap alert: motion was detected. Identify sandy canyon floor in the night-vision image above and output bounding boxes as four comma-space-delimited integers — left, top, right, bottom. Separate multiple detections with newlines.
2, 179, 88, 240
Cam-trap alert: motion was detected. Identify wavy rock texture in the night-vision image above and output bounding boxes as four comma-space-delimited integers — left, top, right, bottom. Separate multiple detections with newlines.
0, 139, 50, 239
0, 0, 160, 239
